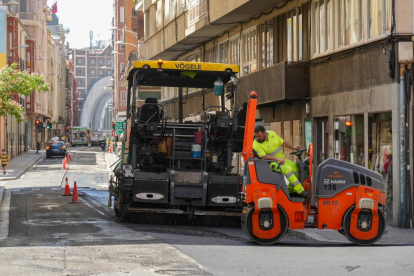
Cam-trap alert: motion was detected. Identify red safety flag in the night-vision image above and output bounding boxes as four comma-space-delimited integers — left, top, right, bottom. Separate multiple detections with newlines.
51, 1, 58, 14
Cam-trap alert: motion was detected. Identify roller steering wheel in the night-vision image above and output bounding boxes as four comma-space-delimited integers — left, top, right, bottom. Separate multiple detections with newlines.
289, 149, 307, 161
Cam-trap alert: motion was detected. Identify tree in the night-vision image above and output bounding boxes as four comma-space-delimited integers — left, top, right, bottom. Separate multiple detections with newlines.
0, 63, 50, 122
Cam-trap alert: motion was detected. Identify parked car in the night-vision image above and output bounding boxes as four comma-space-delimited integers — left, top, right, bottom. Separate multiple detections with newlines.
46, 141, 67, 158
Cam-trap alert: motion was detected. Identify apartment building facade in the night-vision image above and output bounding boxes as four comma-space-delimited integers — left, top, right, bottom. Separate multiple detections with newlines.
138, 0, 413, 227
113, 0, 128, 119
71, 45, 113, 121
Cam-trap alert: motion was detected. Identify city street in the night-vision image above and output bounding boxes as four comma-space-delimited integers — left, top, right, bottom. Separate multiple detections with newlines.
0, 147, 413, 276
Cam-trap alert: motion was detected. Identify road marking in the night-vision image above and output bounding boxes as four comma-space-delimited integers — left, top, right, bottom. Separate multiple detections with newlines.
0, 190, 11, 240
32, 188, 40, 191
51, 188, 61, 191
20, 174, 26, 179
81, 197, 108, 217
39, 204, 62, 210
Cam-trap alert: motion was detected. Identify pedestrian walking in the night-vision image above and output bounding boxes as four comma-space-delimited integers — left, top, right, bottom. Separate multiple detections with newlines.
0, 149, 9, 175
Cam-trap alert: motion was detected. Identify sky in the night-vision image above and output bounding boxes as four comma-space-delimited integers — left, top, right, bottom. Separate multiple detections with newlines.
47, 0, 113, 49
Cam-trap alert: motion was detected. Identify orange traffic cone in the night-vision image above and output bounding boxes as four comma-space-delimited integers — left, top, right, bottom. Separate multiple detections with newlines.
72, 181, 80, 203
63, 177, 72, 196
62, 157, 67, 169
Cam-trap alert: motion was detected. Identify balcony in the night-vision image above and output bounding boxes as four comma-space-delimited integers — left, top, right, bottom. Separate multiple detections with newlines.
19, 12, 41, 27
188, 0, 206, 26
145, 0, 286, 60
237, 61, 310, 105
19, 12, 37, 20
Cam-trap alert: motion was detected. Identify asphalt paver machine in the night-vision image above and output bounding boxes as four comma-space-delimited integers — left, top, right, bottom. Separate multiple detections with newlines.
109, 60, 246, 224
240, 92, 386, 245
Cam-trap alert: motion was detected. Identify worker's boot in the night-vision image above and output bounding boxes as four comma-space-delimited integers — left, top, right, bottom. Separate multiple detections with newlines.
299, 190, 311, 203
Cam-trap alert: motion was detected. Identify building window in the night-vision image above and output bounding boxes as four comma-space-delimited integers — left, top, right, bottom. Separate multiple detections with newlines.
166, 0, 176, 22
107, 70, 112, 76
188, 0, 206, 25
120, 7, 125, 23
121, 90, 127, 107
77, 58, 83, 65
91, 69, 95, 76
78, 80, 83, 85
333, 115, 364, 164
242, 27, 257, 75
345, 0, 359, 45
120, 62, 125, 74
259, 19, 274, 69
99, 59, 104, 65
177, 0, 186, 15
219, 40, 229, 64
77, 69, 83, 75
205, 46, 216, 63
91, 59, 95, 65
335, 0, 391, 49
107, 60, 111, 66
226, 36, 239, 65
287, 7, 303, 61
99, 70, 104, 76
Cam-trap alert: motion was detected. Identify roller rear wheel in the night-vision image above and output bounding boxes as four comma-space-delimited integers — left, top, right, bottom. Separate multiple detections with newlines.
342, 205, 386, 245
241, 205, 288, 245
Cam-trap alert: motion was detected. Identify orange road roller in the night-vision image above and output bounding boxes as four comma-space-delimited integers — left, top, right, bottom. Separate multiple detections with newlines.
240, 92, 386, 245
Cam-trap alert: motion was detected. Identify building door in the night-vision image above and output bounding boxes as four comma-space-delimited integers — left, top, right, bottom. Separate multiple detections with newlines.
317, 117, 328, 165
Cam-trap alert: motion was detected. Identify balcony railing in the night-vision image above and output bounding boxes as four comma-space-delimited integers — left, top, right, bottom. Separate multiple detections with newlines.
138, 38, 145, 60
19, 12, 37, 21
188, 0, 206, 25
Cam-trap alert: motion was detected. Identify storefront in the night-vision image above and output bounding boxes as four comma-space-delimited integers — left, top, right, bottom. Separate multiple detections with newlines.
331, 112, 393, 222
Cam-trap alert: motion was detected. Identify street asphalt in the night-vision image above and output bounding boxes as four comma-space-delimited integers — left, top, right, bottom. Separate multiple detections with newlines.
0, 147, 413, 276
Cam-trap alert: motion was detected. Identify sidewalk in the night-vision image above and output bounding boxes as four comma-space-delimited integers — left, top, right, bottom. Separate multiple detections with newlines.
105, 151, 120, 177
288, 224, 414, 245
0, 150, 44, 207
0, 150, 44, 181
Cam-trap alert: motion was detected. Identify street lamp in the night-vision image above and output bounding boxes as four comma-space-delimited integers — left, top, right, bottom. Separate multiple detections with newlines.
109, 27, 138, 38
115, 41, 137, 48
7, 44, 28, 54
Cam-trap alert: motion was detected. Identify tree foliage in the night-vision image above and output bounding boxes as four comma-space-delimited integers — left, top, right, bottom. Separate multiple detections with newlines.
0, 63, 50, 122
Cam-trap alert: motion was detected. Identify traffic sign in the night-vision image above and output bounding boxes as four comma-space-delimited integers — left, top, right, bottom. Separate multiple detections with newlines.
115, 122, 125, 131
116, 130, 124, 134
112, 130, 118, 137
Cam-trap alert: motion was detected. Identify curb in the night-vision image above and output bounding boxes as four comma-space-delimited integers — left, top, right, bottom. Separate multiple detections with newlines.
0, 186, 4, 207
0, 153, 44, 181
286, 229, 350, 243
286, 229, 319, 242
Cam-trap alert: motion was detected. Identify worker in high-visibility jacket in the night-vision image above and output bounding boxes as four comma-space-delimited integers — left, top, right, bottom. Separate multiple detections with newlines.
253, 125, 309, 198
